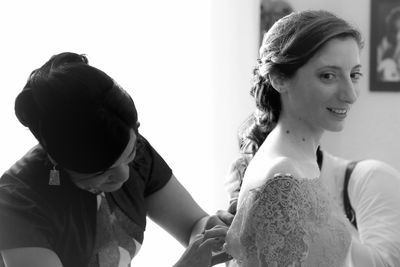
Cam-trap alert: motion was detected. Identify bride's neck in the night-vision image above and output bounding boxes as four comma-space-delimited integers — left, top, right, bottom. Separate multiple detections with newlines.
271, 118, 322, 162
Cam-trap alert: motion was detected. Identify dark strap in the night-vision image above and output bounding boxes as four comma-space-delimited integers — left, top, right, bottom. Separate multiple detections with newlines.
343, 161, 359, 229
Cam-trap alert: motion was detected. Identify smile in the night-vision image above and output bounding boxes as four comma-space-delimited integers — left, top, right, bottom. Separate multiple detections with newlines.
327, 108, 348, 115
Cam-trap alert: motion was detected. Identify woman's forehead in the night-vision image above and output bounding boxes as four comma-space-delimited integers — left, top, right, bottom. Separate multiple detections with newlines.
306, 38, 361, 70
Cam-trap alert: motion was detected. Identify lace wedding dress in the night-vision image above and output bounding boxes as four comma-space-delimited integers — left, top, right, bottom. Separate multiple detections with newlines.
225, 173, 351, 267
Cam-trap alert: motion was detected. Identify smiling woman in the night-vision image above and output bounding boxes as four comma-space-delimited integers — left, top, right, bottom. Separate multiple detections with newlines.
224, 10, 364, 267
282, 37, 362, 132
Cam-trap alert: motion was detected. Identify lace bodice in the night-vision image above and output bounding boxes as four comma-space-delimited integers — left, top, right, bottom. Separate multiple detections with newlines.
225, 173, 351, 267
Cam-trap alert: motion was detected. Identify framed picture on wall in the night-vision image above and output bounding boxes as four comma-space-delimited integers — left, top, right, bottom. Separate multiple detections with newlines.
370, 0, 400, 91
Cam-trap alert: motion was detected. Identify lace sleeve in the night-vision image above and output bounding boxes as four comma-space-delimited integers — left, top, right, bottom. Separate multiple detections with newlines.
237, 174, 312, 266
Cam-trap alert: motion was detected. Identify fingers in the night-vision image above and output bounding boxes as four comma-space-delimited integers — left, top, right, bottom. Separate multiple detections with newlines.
227, 200, 238, 215
203, 225, 228, 239
176, 231, 233, 267
190, 213, 235, 266
216, 210, 235, 225
192, 230, 225, 249
205, 215, 224, 230
211, 251, 233, 266
205, 210, 234, 230
199, 236, 224, 251
191, 233, 205, 247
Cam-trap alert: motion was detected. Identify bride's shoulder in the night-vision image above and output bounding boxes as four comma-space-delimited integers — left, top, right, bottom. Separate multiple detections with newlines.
263, 156, 302, 182
242, 156, 301, 189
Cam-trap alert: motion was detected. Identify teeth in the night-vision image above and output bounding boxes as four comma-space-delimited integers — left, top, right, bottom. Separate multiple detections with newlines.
328, 108, 347, 114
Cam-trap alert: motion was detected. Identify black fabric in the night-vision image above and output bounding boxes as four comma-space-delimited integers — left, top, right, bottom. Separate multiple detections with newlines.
343, 161, 359, 229
316, 146, 323, 170
0, 136, 172, 267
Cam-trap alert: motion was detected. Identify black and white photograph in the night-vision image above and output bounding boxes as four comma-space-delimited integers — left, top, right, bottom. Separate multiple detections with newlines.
0, 0, 400, 266
371, 0, 400, 91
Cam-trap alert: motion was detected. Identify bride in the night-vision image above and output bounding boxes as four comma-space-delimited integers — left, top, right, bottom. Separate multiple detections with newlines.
225, 10, 363, 267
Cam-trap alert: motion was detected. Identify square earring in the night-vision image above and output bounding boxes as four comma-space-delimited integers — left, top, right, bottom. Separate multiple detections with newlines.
49, 165, 60, 186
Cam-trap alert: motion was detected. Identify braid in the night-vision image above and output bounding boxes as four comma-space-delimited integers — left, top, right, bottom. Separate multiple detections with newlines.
240, 62, 280, 157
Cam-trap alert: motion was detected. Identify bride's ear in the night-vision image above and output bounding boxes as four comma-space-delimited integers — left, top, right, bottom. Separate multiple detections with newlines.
269, 73, 288, 94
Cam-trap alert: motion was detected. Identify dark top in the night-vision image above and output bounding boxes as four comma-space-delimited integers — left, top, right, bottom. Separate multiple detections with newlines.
0, 136, 172, 267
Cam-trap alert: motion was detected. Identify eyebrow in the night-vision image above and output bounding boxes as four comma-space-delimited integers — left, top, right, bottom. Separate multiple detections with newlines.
320, 64, 362, 70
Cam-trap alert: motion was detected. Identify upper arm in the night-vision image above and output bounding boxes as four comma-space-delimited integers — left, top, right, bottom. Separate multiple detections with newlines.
349, 160, 400, 266
145, 174, 208, 246
238, 156, 301, 206
232, 174, 308, 266
1, 247, 63, 267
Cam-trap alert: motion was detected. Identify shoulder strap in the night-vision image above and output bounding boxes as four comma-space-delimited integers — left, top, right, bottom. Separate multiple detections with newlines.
343, 161, 359, 229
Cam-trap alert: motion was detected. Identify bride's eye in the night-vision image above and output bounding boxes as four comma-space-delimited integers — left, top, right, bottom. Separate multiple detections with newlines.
320, 72, 336, 81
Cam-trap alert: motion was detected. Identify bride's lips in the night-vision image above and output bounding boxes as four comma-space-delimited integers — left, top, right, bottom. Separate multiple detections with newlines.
327, 107, 348, 118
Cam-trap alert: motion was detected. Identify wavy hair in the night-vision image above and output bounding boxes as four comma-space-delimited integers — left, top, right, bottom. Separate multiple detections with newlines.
243, 10, 363, 155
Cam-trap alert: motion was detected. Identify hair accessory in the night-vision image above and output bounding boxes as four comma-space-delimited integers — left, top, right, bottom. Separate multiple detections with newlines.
49, 165, 60, 185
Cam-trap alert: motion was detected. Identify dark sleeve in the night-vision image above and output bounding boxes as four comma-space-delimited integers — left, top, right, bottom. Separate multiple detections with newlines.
134, 136, 172, 196
0, 176, 53, 251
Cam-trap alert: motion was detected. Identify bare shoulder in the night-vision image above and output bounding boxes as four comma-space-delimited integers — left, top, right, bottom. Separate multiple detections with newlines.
263, 156, 302, 181
243, 156, 302, 189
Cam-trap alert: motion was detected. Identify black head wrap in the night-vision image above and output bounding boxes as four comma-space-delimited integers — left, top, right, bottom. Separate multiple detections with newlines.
15, 53, 137, 173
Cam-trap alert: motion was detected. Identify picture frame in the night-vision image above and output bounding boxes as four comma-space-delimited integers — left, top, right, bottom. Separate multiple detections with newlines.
370, 0, 400, 91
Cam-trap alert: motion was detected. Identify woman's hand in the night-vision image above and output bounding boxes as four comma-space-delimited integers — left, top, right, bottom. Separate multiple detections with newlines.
206, 210, 234, 229
174, 225, 232, 267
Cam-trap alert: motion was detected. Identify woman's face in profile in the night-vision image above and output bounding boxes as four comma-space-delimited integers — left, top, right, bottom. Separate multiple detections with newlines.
67, 129, 138, 193
282, 37, 362, 132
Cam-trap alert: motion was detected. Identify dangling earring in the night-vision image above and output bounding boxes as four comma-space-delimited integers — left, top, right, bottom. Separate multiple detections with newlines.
49, 165, 61, 186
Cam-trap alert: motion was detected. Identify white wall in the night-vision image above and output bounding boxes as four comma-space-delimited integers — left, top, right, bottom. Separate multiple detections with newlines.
209, 0, 259, 210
